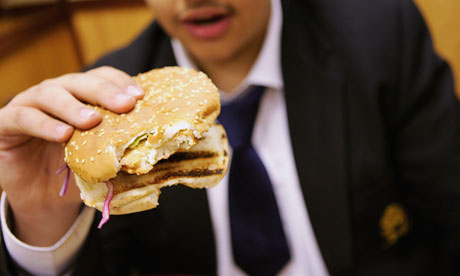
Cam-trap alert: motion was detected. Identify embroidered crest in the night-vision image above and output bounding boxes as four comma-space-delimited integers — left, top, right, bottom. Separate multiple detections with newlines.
379, 203, 410, 247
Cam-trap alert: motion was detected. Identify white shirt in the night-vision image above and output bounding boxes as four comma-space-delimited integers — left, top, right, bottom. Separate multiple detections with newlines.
1, 0, 329, 275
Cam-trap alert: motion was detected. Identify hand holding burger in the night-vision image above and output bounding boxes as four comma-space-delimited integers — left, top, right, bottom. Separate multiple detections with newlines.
0, 66, 144, 246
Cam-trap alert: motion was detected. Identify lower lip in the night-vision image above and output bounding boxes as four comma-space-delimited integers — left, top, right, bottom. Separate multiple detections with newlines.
184, 16, 231, 40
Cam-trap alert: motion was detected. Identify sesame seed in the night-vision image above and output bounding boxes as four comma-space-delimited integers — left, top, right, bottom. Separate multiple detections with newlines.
75, 145, 79, 150
187, 101, 191, 106
97, 149, 102, 154
82, 140, 87, 145
90, 157, 95, 162
76, 158, 79, 164
81, 159, 85, 164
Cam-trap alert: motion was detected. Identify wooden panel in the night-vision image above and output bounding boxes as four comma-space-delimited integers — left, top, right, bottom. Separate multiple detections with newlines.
71, 5, 154, 66
0, 22, 80, 106
415, 0, 460, 97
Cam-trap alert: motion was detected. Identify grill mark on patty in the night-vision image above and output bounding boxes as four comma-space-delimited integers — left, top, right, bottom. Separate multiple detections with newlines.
113, 168, 224, 194
157, 151, 217, 163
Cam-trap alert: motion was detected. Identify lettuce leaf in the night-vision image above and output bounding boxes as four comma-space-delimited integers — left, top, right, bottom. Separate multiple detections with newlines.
128, 133, 149, 149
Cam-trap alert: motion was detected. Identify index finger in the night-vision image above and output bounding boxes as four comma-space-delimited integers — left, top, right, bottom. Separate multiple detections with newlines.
86, 66, 144, 100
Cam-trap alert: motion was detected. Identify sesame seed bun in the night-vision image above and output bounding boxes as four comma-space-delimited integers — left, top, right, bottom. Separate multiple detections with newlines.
65, 66, 221, 184
64, 67, 229, 214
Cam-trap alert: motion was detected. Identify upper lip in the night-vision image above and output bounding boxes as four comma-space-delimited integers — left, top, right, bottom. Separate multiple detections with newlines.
179, 6, 232, 23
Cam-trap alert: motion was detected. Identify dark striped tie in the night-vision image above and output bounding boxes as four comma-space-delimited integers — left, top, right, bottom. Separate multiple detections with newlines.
218, 86, 290, 276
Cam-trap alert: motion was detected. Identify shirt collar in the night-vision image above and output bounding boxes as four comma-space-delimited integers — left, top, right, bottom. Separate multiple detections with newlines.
171, 0, 283, 101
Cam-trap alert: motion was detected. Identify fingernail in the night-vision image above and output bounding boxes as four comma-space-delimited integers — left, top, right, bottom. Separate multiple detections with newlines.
80, 108, 97, 118
126, 85, 144, 97
116, 93, 134, 103
56, 125, 69, 136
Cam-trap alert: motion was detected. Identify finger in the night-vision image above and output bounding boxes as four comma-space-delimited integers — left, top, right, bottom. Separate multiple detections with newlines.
51, 73, 136, 113
1, 106, 73, 143
86, 66, 144, 99
19, 85, 102, 130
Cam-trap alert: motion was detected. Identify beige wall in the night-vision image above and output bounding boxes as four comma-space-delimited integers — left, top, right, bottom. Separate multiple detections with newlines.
71, 6, 153, 66
0, 3, 153, 106
0, 22, 80, 105
416, 0, 460, 97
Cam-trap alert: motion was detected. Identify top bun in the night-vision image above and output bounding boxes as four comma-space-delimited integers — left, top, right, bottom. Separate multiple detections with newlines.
65, 67, 220, 184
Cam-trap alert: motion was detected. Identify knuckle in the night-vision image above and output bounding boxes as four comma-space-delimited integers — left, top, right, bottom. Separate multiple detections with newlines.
99, 65, 113, 72
8, 91, 28, 106
40, 79, 55, 87
88, 65, 113, 75
11, 107, 25, 129
96, 79, 118, 94
35, 81, 53, 96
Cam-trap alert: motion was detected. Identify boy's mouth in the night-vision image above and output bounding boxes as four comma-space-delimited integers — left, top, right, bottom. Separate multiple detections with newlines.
181, 7, 233, 39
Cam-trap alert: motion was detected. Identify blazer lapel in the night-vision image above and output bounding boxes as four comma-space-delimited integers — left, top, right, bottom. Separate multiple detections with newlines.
281, 1, 353, 274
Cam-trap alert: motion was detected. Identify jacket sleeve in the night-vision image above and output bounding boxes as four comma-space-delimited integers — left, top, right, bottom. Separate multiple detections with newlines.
394, 1, 460, 273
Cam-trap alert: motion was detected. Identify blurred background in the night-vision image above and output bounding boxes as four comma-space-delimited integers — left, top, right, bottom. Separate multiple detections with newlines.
0, 0, 459, 108
0, 0, 153, 106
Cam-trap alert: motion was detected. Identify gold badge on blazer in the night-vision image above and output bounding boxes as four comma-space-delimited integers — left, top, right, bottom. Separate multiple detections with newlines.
379, 203, 410, 247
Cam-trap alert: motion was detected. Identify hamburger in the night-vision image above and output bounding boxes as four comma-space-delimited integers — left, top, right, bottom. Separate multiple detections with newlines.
64, 67, 229, 227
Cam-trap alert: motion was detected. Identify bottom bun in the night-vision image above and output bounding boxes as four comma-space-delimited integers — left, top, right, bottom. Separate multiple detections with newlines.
75, 124, 229, 215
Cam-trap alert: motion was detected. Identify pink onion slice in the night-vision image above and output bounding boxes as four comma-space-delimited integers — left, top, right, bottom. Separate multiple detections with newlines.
98, 181, 114, 229
55, 164, 68, 175
56, 164, 70, 197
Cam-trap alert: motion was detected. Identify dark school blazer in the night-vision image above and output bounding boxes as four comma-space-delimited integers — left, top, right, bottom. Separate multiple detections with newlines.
2, 0, 460, 275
